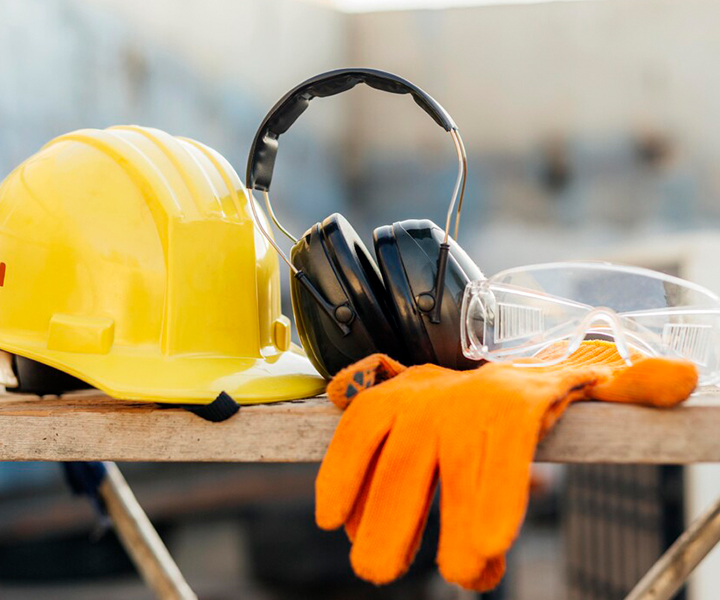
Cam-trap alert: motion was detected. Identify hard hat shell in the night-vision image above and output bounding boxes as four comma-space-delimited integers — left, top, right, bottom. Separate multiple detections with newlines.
0, 126, 325, 403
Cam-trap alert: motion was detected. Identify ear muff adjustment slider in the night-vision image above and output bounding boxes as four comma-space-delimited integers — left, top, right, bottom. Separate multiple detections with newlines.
295, 271, 353, 335
334, 305, 354, 324
416, 294, 435, 313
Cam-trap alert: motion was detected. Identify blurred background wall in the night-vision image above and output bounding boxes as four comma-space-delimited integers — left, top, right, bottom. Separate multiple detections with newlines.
5, 0, 720, 277
348, 0, 720, 273
0, 0, 350, 228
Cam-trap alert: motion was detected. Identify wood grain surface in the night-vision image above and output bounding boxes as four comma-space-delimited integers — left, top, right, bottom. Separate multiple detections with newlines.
0, 388, 717, 463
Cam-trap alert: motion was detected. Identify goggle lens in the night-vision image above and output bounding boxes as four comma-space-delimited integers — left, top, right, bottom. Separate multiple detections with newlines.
462, 262, 720, 386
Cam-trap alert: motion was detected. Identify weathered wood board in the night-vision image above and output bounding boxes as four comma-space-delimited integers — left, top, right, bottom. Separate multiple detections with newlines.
0, 388, 717, 463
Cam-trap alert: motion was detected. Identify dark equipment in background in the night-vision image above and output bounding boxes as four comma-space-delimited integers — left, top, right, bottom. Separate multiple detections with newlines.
11, 355, 91, 396
564, 464, 686, 600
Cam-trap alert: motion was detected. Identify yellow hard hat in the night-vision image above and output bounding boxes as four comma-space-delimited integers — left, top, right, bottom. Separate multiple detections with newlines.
0, 125, 325, 404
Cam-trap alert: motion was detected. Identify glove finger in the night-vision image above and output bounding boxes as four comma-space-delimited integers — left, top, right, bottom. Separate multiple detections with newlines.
349, 417, 439, 584
356, 470, 438, 567
344, 444, 438, 553
344, 442, 381, 542
591, 356, 697, 407
470, 417, 542, 556
316, 386, 398, 530
470, 380, 594, 556
449, 555, 506, 592
345, 465, 437, 555
408, 471, 438, 564
327, 353, 406, 410
437, 421, 487, 584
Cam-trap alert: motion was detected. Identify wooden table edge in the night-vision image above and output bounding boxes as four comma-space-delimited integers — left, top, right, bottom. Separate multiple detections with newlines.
0, 390, 716, 463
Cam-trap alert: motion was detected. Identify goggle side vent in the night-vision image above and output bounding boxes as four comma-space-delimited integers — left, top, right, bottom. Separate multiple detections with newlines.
495, 303, 544, 343
662, 323, 712, 366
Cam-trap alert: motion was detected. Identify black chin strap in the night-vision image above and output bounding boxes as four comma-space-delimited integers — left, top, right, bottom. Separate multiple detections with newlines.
10, 352, 241, 422
175, 392, 240, 422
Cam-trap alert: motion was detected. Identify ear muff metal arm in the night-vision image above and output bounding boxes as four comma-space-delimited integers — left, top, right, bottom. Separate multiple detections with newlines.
247, 192, 352, 335
262, 189, 298, 244
429, 128, 468, 324
447, 129, 468, 243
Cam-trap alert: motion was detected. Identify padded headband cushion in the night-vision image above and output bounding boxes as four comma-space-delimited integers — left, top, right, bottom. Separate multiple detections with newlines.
319, 214, 406, 363
374, 219, 484, 369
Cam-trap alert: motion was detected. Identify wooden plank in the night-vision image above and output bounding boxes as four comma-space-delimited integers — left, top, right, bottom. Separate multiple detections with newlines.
0, 388, 718, 463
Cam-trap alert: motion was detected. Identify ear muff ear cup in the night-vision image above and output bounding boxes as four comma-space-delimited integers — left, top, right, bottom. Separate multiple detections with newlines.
373, 224, 435, 366
290, 214, 404, 378
374, 220, 484, 369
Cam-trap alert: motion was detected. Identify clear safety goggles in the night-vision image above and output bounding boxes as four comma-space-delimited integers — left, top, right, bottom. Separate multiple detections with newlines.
461, 262, 720, 385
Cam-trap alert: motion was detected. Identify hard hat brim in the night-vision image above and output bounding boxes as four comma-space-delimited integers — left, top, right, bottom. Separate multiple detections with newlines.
0, 336, 326, 404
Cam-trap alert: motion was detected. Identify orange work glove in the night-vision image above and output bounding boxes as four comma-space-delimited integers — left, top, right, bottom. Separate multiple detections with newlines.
315, 341, 697, 592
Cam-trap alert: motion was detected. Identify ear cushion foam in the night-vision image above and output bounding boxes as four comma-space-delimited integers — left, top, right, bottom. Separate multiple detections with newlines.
290, 223, 359, 379
374, 224, 436, 365
374, 219, 484, 369
320, 214, 405, 363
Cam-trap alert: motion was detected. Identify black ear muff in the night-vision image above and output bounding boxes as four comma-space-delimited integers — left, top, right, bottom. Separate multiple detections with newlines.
374, 220, 483, 369
246, 69, 475, 378
290, 214, 403, 378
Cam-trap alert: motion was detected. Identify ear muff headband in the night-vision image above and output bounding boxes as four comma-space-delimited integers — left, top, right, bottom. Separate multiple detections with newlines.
245, 68, 468, 330
246, 68, 456, 192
